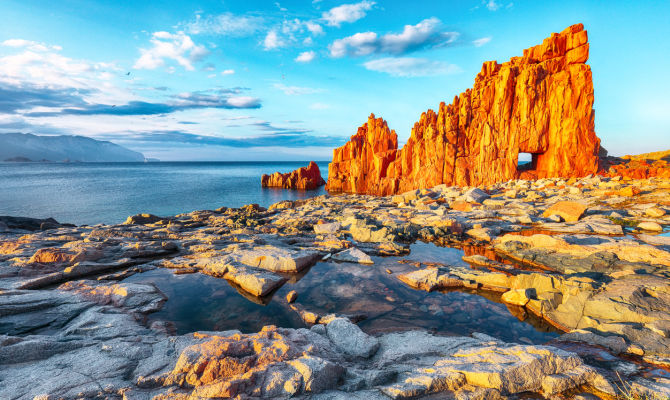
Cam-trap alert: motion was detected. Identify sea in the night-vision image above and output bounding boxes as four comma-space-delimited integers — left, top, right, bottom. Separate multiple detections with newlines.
0, 161, 329, 226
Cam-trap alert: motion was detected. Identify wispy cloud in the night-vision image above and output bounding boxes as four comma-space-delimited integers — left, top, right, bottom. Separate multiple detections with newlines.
485, 0, 501, 11
310, 102, 331, 110
0, 84, 89, 113
134, 31, 209, 71
363, 57, 461, 77
272, 83, 323, 95
103, 129, 344, 149
221, 69, 235, 75
25, 90, 261, 117
295, 51, 316, 63
329, 18, 459, 58
183, 12, 264, 36
1, 39, 61, 52
322, 1, 375, 27
473, 37, 492, 47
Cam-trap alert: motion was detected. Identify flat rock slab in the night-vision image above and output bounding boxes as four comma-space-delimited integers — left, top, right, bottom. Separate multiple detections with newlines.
237, 245, 321, 272
224, 265, 287, 297
543, 201, 587, 222
331, 247, 373, 264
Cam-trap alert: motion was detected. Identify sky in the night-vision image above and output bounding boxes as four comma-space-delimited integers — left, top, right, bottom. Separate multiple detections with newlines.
0, 0, 668, 161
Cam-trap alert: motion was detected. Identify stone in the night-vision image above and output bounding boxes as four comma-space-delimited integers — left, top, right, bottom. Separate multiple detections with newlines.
315, 222, 341, 235
326, 318, 379, 358
464, 188, 490, 203
288, 356, 345, 393
501, 288, 533, 306
236, 246, 321, 272
223, 265, 287, 297
123, 213, 166, 225
331, 248, 374, 264
287, 290, 298, 303
261, 161, 326, 190
0, 216, 66, 231
58, 280, 167, 315
637, 221, 663, 232
466, 227, 496, 242
542, 201, 587, 222
618, 186, 641, 197
645, 206, 666, 218
326, 24, 600, 195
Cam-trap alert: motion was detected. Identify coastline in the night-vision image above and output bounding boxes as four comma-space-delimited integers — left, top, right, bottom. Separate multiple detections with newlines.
1, 175, 669, 398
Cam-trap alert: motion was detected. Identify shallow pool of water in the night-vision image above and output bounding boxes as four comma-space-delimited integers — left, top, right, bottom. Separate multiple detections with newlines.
125, 242, 561, 344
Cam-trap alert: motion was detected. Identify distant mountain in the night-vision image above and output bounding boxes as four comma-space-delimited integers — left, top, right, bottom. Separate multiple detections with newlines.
0, 132, 146, 162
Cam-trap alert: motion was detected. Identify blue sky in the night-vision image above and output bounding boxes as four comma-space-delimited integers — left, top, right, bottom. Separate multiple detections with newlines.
0, 0, 668, 160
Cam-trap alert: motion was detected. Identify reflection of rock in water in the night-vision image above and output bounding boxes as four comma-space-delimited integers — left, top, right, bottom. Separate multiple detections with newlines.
126, 241, 562, 344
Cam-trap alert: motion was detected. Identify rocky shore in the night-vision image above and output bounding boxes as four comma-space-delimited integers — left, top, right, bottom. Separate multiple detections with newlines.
1, 175, 670, 399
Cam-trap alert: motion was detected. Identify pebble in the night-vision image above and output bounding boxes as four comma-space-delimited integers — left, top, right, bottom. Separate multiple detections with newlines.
286, 290, 298, 303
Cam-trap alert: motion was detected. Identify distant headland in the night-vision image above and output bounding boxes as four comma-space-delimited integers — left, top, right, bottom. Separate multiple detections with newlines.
0, 132, 147, 162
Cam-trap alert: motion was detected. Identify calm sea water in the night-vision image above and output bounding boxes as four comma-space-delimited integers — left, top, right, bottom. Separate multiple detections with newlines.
0, 161, 328, 225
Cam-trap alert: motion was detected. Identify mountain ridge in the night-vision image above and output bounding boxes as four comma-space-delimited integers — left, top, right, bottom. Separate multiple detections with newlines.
0, 132, 146, 162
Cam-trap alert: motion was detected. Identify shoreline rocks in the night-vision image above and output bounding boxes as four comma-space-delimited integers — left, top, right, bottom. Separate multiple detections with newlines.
1, 174, 669, 398
262, 161, 326, 190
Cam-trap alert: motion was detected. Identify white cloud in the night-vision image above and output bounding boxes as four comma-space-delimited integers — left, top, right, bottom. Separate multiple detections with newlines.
295, 51, 316, 63
329, 32, 378, 57
485, 0, 500, 11
362, 57, 461, 77
305, 22, 324, 36
273, 83, 323, 95
310, 102, 330, 110
134, 31, 209, 71
226, 96, 261, 108
183, 13, 264, 36
329, 18, 458, 58
473, 37, 492, 47
263, 30, 284, 50
1, 39, 55, 52
322, 1, 375, 27
0, 46, 130, 105
221, 69, 235, 75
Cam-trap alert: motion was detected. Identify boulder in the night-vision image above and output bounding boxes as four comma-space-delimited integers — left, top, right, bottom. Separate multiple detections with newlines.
637, 221, 663, 232
542, 201, 587, 222
326, 318, 379, 358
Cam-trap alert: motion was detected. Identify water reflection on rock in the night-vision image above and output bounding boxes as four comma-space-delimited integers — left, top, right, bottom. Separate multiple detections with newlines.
126, 241, 560, 344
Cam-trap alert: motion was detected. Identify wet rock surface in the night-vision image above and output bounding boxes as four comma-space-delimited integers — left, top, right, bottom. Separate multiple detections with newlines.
1, 175, 670, 398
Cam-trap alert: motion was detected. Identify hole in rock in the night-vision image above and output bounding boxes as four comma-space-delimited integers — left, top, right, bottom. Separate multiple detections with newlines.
125, 242, 561, 344
517, 152, 538, 172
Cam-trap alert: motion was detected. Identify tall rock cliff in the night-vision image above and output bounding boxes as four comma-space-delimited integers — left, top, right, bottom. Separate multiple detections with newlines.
326, 24, 601, 195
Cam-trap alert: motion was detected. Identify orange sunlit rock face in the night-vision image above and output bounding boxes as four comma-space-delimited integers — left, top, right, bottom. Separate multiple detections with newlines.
326, 24, 601, 195
261, 161, 326, 190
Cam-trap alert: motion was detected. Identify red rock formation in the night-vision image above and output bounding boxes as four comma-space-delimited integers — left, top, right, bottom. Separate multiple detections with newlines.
261, 161, 326, 190
326, 24, 601, 195
600, 158, 670, 180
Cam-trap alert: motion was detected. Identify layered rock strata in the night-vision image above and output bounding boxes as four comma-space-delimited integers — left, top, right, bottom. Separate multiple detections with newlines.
326, 24, 600, 195
262, 161, 326, 190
